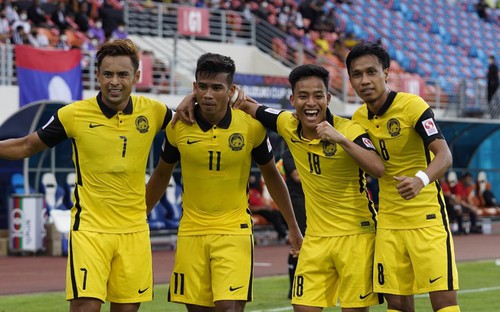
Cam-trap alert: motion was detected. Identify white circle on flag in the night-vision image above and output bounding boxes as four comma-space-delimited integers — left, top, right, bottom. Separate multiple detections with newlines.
48, 76, 72, 102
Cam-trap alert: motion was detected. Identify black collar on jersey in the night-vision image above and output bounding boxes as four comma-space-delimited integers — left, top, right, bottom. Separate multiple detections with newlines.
296, 107, 334, 139
194, 104, 231, 132
367, 91, 397, 120
96, 91, 133, 119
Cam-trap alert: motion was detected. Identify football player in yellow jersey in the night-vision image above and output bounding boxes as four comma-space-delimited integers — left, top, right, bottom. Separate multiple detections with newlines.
146, 53, 303, 312
0, 39, 173, 312
222, 64, 385, 311
348, 42, 459, 312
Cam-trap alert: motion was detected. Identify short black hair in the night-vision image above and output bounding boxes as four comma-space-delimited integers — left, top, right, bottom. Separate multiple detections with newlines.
346, 42, 391, 76
288, 64, 330, 93
195, 53, 235, 86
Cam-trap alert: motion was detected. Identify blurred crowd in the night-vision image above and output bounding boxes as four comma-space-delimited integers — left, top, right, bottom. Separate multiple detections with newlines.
0, 0, 128, 50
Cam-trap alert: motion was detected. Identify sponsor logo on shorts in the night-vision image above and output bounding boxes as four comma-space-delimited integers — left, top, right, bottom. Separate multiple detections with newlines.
359, 292, 372, 299
138, 287, 149, 294
229, 286, 244, 291
429, 276, 442, 284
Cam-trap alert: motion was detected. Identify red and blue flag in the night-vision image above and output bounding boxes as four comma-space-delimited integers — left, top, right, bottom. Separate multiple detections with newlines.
15, 46, 83, 107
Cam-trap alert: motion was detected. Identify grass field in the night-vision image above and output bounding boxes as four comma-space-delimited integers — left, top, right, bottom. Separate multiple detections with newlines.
1, 260, 499, 311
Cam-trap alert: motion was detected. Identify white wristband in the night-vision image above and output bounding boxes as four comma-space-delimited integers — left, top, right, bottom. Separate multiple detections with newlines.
415, 170, 430, 187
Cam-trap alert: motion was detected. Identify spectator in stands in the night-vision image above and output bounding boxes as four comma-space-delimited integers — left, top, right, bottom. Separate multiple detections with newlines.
31, 27, 50, 48
2, 0, 19, 26
11, 25, 36, 45
88, 18, 106, 45
248, 174, 289, 242
314, 30, 333, 56
11, 9, 31, 34
51, 0, 70, 33
476, 171, 500, 213
281, 146, 306, 300
74, 1, 90, 32
0, 8, 10, 44
298, 0, 325, 31
476, 0, 489, 20
0, 39, 176, 312
440, 174, 466, 235
27, 0, 47, 27
55, 33, 70, 50
313, 7, 337, 33
146, 52, 302, 311
110, 20, 128, 40
348, 42, 460, 312
487, 55, 499, 115
451, 172, 482, 233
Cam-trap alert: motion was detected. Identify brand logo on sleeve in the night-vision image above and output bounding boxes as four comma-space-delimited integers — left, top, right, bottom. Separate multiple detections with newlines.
422, 118, 438, 136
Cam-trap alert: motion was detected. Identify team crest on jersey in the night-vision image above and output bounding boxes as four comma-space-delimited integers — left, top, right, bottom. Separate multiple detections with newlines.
229, 133, 244, 151
387, 118, 401, 137
322, 141, 336, 156
135, 116, 149, 133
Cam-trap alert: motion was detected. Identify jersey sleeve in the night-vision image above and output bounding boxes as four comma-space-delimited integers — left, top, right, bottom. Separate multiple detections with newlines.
255, 105, 283, 133
251, 119, 274, 165
36, 111, 68, 147
160, 125, 180, 163
353, 133, 377, 151
414, 107, 445, 146
161, 107, 173, 130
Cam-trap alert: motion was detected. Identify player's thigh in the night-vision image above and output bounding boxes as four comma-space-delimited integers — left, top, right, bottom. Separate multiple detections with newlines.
66, 231, 114, 302
291, 235, 338, 307
107, 231, 153, 303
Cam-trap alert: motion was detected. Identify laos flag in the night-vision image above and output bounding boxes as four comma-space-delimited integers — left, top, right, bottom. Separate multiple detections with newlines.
15, 46, 83, 107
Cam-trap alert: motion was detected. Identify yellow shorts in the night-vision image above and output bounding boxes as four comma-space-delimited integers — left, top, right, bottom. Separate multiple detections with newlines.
291, 233, 382, 308
66, 230, 153, 303
169, 234, 254, 307
374, 226, 459, 295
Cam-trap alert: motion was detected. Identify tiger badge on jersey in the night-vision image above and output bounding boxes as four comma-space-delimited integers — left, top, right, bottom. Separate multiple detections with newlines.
322, 141, 337, 156
229, 133, 244, 151
387, 118, 401, 137
135, 116, 149, 133
422, 117, 438, 136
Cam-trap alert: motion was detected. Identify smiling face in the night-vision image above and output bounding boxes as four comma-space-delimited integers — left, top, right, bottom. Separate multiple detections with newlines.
348, 54, 389, 113
194, 72, 234, 124
290, 76, 331, 139
97, 55, 139, 111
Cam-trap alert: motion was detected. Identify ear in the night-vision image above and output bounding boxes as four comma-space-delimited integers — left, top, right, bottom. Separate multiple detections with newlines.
384, 68, 389, 83
134, 70, 141, 84
290, 94, 295, 107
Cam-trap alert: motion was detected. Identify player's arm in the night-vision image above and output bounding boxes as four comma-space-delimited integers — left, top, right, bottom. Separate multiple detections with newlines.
146, 157, 177, 215
146, 129, 180, 215
316, 121, 384, 178
0, 132, 48, 160
259, 159, 303, 256
396, 108, 452, 200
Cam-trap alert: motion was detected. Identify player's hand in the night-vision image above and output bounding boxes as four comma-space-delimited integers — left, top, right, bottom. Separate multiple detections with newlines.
316, 121, 346, 143
394, 175, 424, 200
288, 228, 303, 258
172, 93, 196, 126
